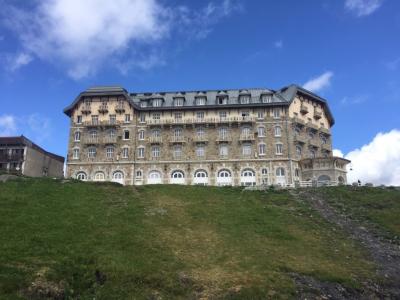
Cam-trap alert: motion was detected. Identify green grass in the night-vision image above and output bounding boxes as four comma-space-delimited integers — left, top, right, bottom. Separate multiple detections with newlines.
320, 186, 400, 239
0, 179, 383, 299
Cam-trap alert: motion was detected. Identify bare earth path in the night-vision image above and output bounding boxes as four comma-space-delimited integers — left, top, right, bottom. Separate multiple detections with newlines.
290, 189, 400, 299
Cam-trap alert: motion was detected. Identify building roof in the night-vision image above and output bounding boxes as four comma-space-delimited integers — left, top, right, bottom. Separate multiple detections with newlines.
63, 84, 335, 126
0, 135, 65, 163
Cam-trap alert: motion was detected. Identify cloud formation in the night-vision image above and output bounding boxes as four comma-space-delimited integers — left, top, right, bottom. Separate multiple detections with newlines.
337, 129, 400, 186
303, 71, 333, 93
0, 115, 17, 136
2, 0, 241, 79
7, 52, 33, 71
344, 0, 383, 17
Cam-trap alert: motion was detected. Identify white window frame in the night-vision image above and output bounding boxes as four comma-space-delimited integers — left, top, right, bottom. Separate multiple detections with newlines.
106, 146, 114, 158
275, 143, 283, 155
274, 126, 282, 137
122, 147, 129, 158
74, 131, 81, 142
257, 126, 265, 137
73, 148, 80, 159
138, 130, 145, 140
137, 147, 145, 158
258, 143, 266, 156
242, 144, 252, 156
152, 146, 160, 158
88, 147, 96, 158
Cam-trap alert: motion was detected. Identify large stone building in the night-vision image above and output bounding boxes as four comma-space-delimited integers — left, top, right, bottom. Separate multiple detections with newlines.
63, 85, 349, 186
0, 135, 65, 178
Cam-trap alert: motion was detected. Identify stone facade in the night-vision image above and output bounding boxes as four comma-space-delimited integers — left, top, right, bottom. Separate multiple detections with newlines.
0, 136, 65, 178
64, 85, 349, 186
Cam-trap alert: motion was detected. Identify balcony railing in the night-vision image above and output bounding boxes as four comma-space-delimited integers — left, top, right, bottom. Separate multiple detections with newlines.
146, 116, 256, 126
148, 136, 163, 144
319, 127, 330, 135
98, 105, 109, 113
0, 154, 24, 162
306, 122, 319, 131
300, 103, 309, 114
321, 143, 331, 151
115, 104, 126, 113
81, 106, 91, 114
169, 136, 186, 143
103, 136, 117, 144
216, 135, 232, 143
293, 135, 306, 144
83, 137, 100, 144
309, 139, 319, 148
82, 120, 122, 127
239, 134, 255, 142
193, 135, 209, 143
314, 109, 322, 119
293, 117, 305, 126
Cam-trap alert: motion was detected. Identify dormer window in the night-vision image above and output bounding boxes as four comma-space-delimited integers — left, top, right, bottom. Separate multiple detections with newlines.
240, 95, 251, 104
261, 94, 272, 103
174, 97, 184, 107
195, 97, 206, 106
140, 101, 147, 108
152, 98, 163, 107
217, 96, 228, 105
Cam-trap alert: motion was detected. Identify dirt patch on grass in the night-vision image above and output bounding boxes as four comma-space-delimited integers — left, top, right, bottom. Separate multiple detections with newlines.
22, 267, 65, 300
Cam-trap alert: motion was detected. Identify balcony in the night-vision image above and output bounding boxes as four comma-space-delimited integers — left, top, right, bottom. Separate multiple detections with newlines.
314, 108, 322, 119
169, 136, 186, 143
320, 127, 331, 135
309, 139, 319, 148
148, 136, 163, 144
321, 143, 331, 151
0, 154, 24, 162
216, 135, 232, 143
300, 103, 309, 114
146, 116, 256, 126
81, 106, 91, 114
239, 134, 255, 142
84, 137, 100, 144
306, 122, 319, 131
293, 135, 306, 144
98, 105, 109, 113
193, 135, 209, 143
293, 117, 305, 126
104, 136, 117, 144
115, 104, 126, 113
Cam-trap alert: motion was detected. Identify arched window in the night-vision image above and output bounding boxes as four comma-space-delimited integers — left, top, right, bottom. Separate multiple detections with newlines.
274, 126, 282, 137
74, 131, 81, 141
276, 168, 285, 177
76, 172, 87, 181
296, 145, 302, 156
94, 171, 105, 181
194, 170, 208, 178
113, 171, 124, 180
241, 169, 255, 177
136, 170, 143, 178
310, 149, 316, 158
149, 171, 162, 179
218, 169, 231, 178
171, 170, 185, 178
261, 168, 268, 176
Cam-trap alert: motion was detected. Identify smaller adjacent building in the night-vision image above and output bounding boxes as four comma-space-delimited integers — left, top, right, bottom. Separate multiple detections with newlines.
0, 135, 65, 178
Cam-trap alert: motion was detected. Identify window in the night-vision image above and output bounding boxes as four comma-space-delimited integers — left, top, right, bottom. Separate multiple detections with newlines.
309, 131, 315, 139
136, 170, 143, 178
109, 129, 116, 138
241, 126, 251, 136
74, 131, 81, 142
242, 144, 252, 156
240, 95, 250, 104
137, 147, 145, 158
125, 114, 131, 123
196, 127, 205, 137
194, 170, 208, 178
140, 101, 147, 108
241, 111, 250, 118
122, 147, 129, 158
173, 145, 182, 159
76, 172, 87, 181
123, 130, 130, 140
113, 171, 124, 180
174, 97, 184, 107
73, 148, 79, 159
257, 127, 265, 137
140, 113, 146, 123
276, 143, 283, 155
295, 127, 301, 135
196, 97, 206, 106
152, 129, 161, 137
219, 127, 228, 139
152, 113, 160, 120
219, 144, 228, 157
273, 108, 280, 119
138, 130, 145, 140
196, 145, 205, 157
219, 111, 227, 120
173, 128, 182, 137
152, 98, 163, 107
109, 114, 116, 124
257, 111, 264, 119
261, 168, 268, 176
295, 168, 300, 177
106, 146, 114, 158
152, 146, 160, 158
171, 171, 184, 178
218, 169, 231, 177
276, 168, 285, 176
88, 147, 96, 158
296, 145, 302, 156
94, 172, 105, 181
274, 126, 282, 137
196, 111, 205, 120
76, 115, 82, 124
218, 96, 228, 105
321, 135, 327, 144
174, 112, 182, 120
261, 94, 272, 103
91, 115, 99, 124
258, 144, 266, 155
310, 149, 316, 158
89, 130, 97, 139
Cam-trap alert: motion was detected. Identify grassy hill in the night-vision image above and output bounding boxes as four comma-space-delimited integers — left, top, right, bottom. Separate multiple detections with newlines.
0, 178, 399, 299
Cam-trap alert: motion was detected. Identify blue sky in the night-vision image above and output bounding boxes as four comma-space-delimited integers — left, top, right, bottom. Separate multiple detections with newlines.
0, 0, 399, 184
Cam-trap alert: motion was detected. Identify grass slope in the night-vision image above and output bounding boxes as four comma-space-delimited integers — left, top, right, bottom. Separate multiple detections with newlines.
0, 179, 392, 299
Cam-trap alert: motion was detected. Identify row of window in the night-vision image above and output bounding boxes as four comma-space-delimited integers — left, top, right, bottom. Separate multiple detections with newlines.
74, 129, 130, 142
73, 147, 130, 159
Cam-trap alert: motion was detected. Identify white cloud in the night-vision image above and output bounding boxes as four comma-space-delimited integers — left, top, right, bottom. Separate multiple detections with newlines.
345, 0, 383, 17
303, 71, 334, 93
2, 0, 241, 79
7, 52, 33, 71
340, 94, 369, 105
339, 129, 400, 186
274, 40, 283, 49
0, 115, 18, 136
333, 149, 344, 158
